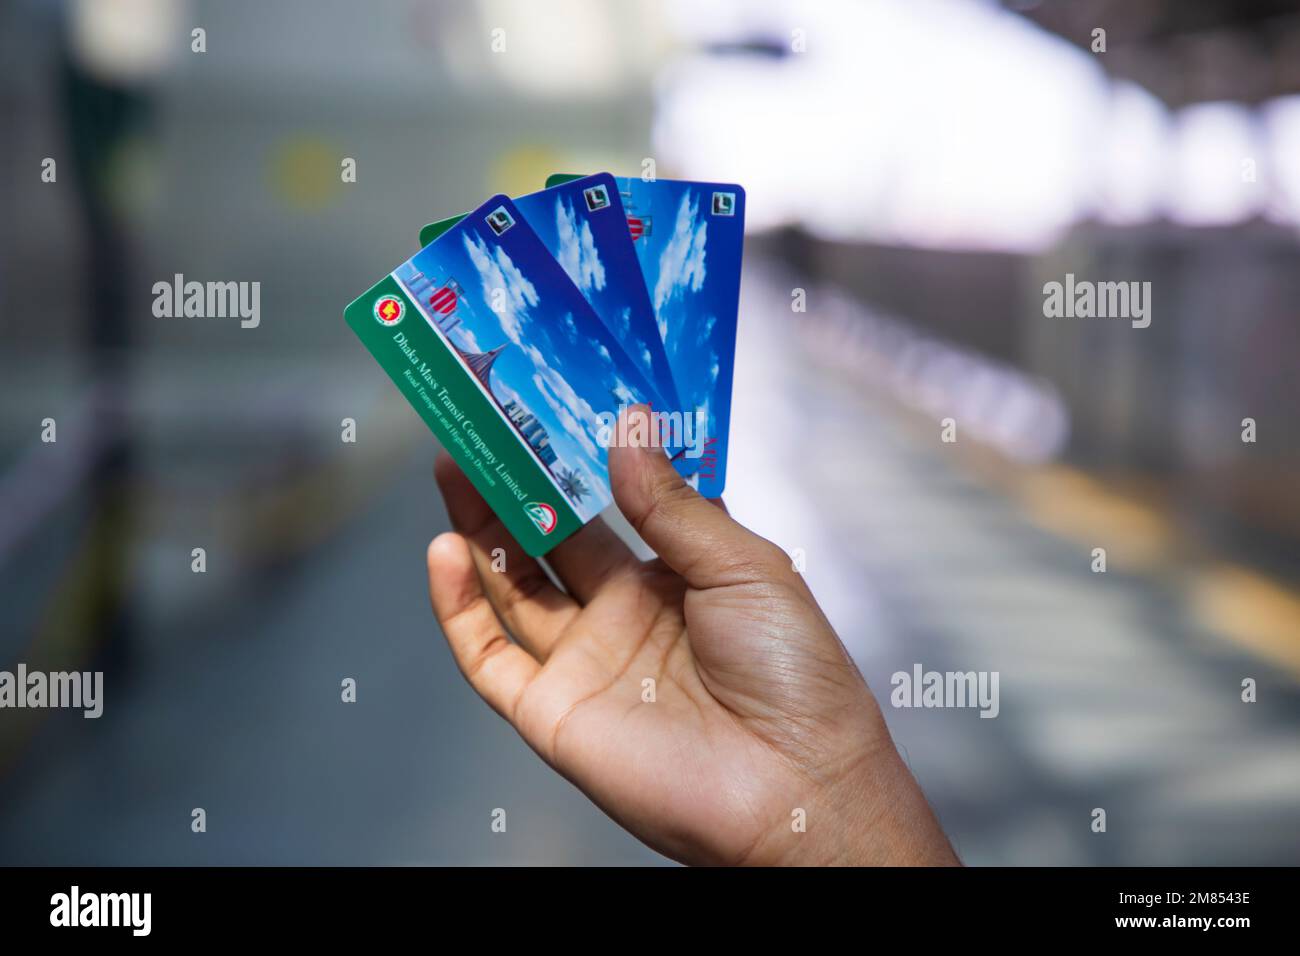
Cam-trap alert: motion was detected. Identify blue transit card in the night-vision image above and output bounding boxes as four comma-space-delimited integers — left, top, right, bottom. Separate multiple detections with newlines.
419, 174, 683, 421
547, 174, 743, 498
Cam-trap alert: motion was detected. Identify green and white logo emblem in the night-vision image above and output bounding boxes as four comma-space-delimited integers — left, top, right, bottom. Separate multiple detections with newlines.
524, 501, 558, 535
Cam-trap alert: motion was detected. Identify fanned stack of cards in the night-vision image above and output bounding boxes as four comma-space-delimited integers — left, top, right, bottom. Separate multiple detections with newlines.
344, 173, 745, 555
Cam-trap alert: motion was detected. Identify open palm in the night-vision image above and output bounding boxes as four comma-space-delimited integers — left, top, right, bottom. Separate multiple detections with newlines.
426, 410, 956, 866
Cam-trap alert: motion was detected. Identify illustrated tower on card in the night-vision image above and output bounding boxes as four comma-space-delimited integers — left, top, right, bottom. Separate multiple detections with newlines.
458, 344, 506, 390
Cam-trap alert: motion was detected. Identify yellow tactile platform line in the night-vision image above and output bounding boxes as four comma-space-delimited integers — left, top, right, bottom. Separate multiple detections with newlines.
980, 458, 1300, 681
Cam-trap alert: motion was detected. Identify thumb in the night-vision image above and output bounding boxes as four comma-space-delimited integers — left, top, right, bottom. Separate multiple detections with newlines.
608, 405, 788, 590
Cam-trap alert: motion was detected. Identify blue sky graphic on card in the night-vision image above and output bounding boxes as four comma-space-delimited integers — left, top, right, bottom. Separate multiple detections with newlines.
549, 175, 744, 497
514, 174, 682, 417
395, 195, 678, 522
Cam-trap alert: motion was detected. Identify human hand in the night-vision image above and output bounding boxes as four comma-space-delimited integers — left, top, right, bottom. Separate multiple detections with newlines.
426, 406, 957, 865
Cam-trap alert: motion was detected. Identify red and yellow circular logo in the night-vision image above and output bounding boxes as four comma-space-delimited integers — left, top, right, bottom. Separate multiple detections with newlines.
374, 296, 404, 326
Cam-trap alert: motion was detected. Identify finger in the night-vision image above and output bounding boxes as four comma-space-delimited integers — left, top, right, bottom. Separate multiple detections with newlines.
609, 405, 789, 591
434, 454, 577, 659
545, 513, 639, 603
427, 531, 539, 722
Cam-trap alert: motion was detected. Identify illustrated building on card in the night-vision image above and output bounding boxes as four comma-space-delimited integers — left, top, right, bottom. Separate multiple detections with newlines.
619, 189, 652, 241
402, 269, 464, 333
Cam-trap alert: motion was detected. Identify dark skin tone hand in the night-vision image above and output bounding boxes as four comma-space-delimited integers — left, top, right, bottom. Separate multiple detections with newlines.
427, 406, 958, 865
